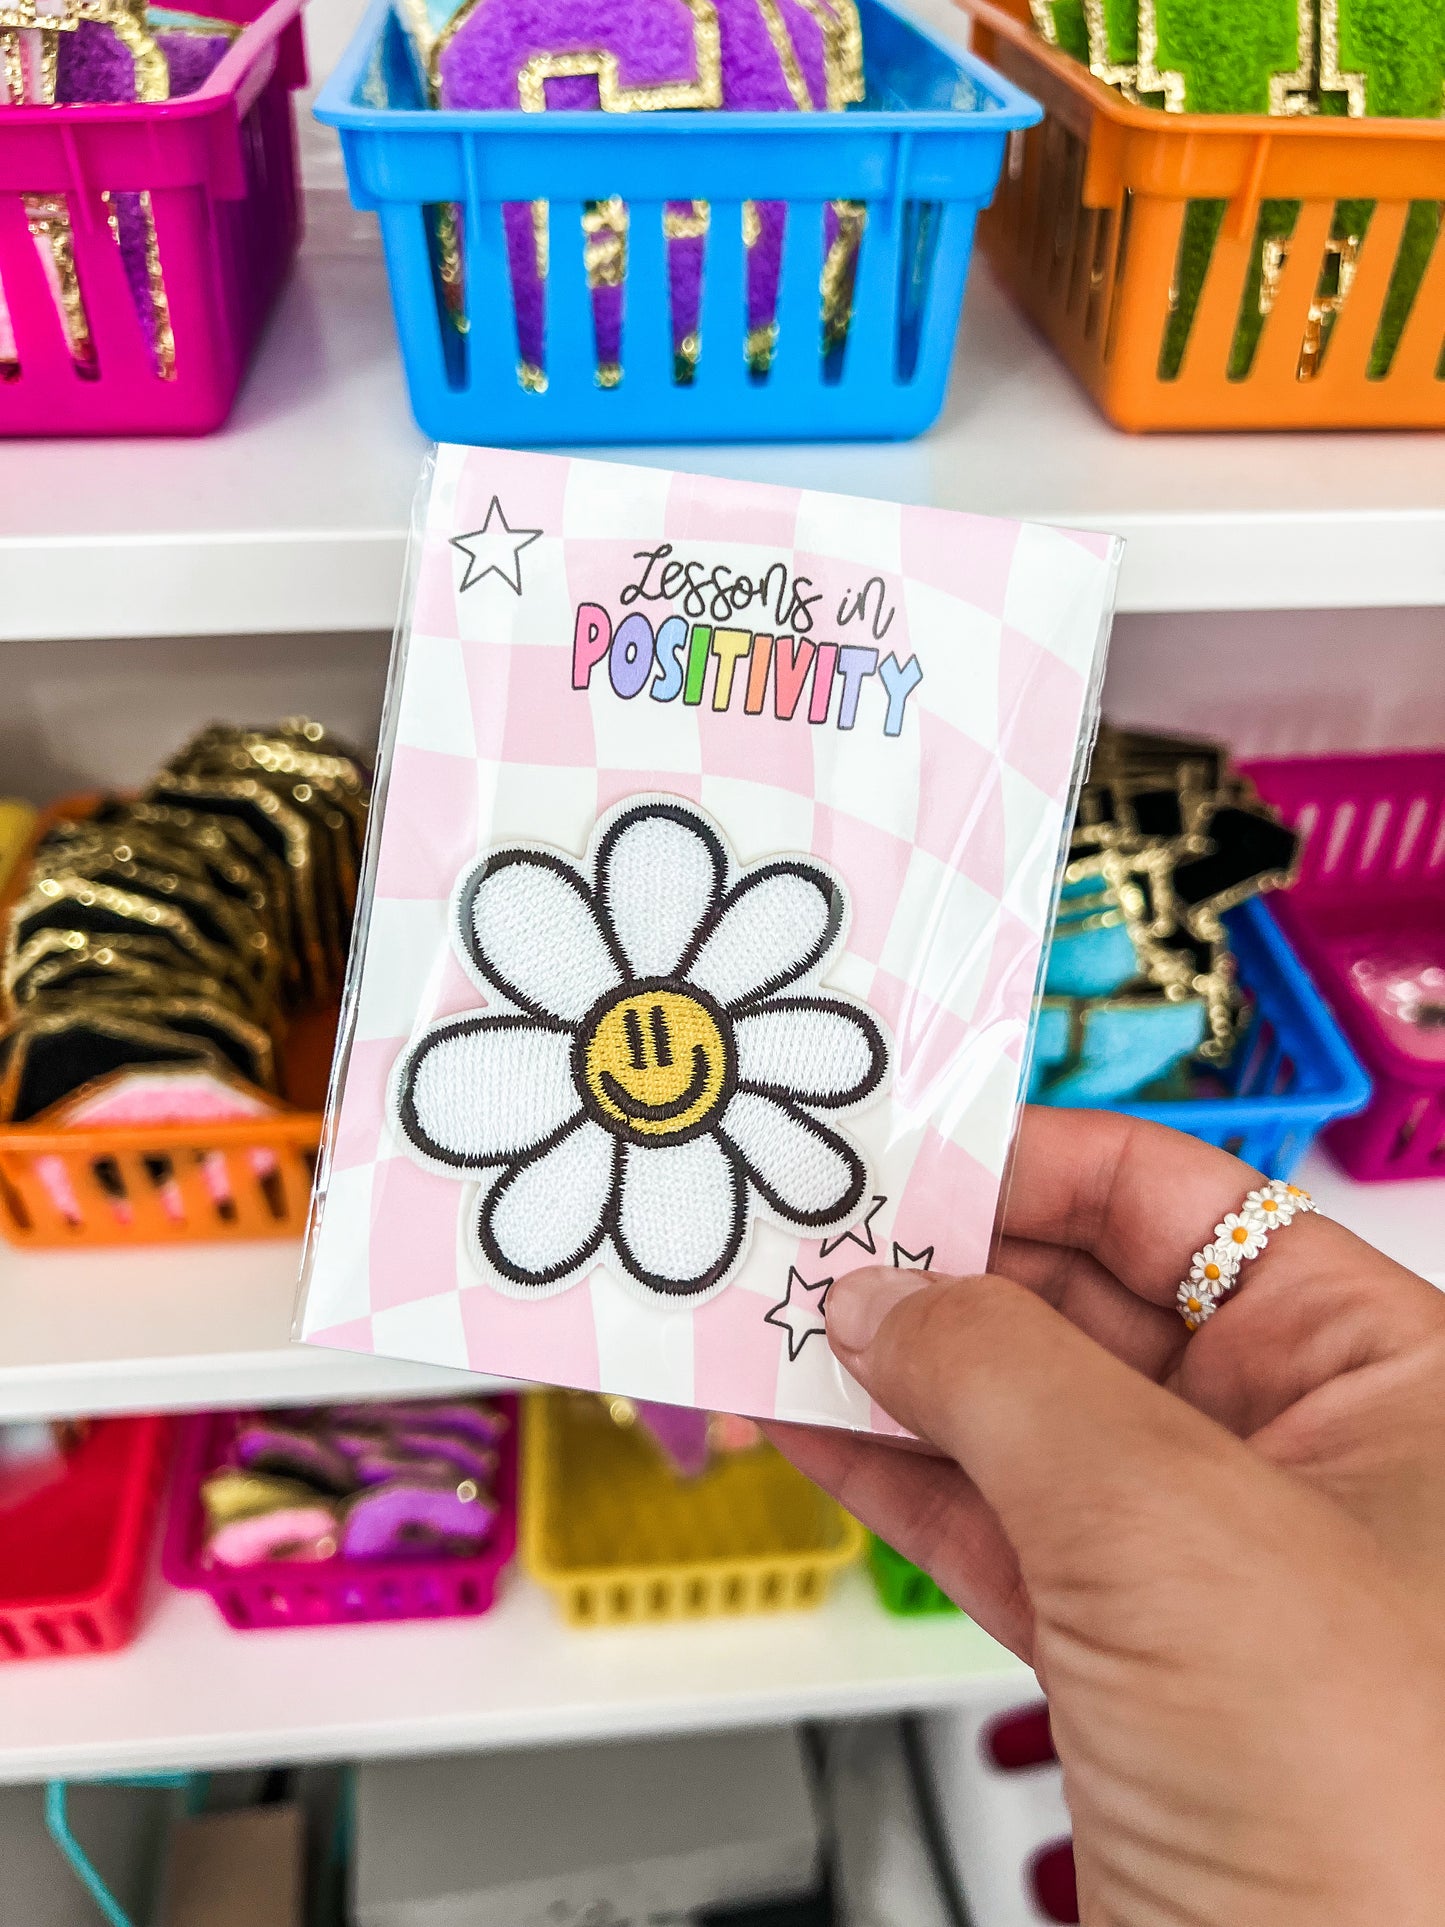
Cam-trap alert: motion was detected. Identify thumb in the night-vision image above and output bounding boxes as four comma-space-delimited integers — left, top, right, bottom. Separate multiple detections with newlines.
825, 1264, 1268, 1592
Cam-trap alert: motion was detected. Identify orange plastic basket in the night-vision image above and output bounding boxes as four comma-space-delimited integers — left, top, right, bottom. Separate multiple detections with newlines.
964, 0, 1445, 430
0, 800, 330, 1249
521, 1391, 864, 1628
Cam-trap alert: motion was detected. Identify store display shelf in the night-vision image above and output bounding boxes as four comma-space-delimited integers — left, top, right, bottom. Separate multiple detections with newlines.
4, 190, 1444, 645
0, 1236, 494, 1421
0, 1566, 1023, 1782
0, 1148, 1436, 1426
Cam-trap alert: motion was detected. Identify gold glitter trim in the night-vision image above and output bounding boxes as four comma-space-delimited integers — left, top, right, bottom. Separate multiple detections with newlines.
518, 360, 548, 392
433, 0, 723, 111
1028, 0, 1057, 43
751, 0, 816, 110
104, 188, 176, 380
1, 26, 25, 100
1135, 0, 1313, 114
1082, 0, 1140, 99
792, 0, 864, 108
595, 361, 621, 387
822, 198, 866, 347
0, 0, 171, 101
582, 196, 627, 289
664, 200, 710, 242
1266, 231, 1361, 380
24, 196, 96, 373
746, 321, 777, 374
742, 199, 761, 248
1316, 0, 1366, 115
529, 198, 548, 279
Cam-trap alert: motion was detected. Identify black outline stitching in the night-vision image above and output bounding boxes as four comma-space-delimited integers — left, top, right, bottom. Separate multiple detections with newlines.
680, 859, 846, 1012
592, 799, 728, 979
719, 1090, 868, 1231
393, 797, 889, 1304
476, 1117, 622, 1289
601, 1047, 710, 1123
396, 1013, 576, 1172
457, 846, 629, 1018
733, 995, 888, 1111
819, 1193, 887, 1258
571, 976, 738, 1150
609, 1132, 751, 1299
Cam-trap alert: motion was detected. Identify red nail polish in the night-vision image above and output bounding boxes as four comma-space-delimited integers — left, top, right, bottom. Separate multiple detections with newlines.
1031, 1839, 1079, 1924
984, 1703, 1056, 1771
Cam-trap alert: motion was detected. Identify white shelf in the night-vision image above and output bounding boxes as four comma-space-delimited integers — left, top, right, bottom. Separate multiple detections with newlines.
0, 1566, 1024, 1782
0, 1237, 489, 1421
0, 1150, 1436, 1424
4, 189, 1444, 645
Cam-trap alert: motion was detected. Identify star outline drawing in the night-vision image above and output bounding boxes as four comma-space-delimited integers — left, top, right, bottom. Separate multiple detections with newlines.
893, 1241, 935, 1271
819, 1192, 887, 1259
450, 496, 542, 596
764, 1266, 834, 1364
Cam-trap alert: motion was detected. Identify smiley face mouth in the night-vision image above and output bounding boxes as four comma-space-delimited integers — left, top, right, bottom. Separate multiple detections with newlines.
599, 1045, 713, 1123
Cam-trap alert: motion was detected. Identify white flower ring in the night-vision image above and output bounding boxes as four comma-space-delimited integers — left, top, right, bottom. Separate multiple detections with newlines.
1214, 1211, 1268, 1262
390, 797, 892, 1305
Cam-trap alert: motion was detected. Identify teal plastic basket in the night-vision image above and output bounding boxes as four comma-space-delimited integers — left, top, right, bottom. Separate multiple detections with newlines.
315, 0, 1039, 444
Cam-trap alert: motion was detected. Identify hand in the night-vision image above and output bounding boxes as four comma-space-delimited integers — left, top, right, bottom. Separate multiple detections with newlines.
768, 1110, 1445, 1927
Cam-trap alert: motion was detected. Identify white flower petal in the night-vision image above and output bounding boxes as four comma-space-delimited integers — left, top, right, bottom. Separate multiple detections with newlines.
612, 1135, 746, 1296
462, 850, 621, 1021
479, 1118, 617, 1287
734, 997, 887, 1108
685, 862, 843, 1009
720, 1090, 865, 1228
595, 801, 725, 979
398, 1018, 579, 1168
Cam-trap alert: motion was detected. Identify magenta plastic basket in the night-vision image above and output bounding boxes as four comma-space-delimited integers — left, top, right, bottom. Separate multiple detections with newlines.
1244, 752, 1445, 1183
0, 0, 305, 437
162, 1398, 518, 1630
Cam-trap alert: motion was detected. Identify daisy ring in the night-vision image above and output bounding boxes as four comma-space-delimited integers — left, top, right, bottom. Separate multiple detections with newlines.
1176, 1181, 1318, 1330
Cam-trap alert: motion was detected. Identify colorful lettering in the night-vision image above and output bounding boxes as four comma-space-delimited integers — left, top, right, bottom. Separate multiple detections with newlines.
610, 612, 655, 699
650, 614, 689, 703
744, 635, 773, 715
683, 624, 712, 706
711, 629, 752, 711
878, 652, 923, 738
569, 601, 917, 738
807, 642, 838, 725
835, 645, 879, 729
773, 637, 815, 722
572, 603, 612, 689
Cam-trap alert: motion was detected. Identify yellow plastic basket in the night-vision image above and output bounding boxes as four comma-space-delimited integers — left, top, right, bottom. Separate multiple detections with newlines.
521, 1391, 865, 1628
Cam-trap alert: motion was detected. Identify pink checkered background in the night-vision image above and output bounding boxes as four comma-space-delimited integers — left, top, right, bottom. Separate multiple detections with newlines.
296, 446, 1118, 1433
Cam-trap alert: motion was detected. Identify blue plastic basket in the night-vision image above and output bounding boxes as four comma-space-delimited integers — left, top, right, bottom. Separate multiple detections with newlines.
316, 0, 1040, 444
1092, 900, 1372, 1177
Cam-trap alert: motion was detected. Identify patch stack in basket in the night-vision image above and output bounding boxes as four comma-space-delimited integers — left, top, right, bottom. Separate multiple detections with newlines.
0, 720, 368, 1130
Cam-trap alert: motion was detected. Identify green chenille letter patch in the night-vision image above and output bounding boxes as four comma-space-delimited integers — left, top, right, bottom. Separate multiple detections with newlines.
1138, 0, 1312, 111
1323, 0, 1445, 116
1030, 0, 1090, 66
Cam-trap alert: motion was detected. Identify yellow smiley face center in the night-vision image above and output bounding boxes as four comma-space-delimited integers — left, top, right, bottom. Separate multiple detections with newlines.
581, 986, 731, 1142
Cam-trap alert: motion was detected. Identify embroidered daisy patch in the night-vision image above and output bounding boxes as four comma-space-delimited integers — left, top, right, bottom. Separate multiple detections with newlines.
391, 797, 891, 1304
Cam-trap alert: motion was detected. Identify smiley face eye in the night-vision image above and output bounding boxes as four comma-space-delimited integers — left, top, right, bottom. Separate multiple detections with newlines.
623, 1006, 647, 1072
648, 1003, 673, 1068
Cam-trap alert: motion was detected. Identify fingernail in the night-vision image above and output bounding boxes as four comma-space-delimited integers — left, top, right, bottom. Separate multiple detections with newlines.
827, 1265, 930, 1355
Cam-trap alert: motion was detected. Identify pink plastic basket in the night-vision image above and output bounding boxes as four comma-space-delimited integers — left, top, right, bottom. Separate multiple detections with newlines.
0, 0, 305, 437
0, 1417, 172, 1660
162, 1399, 518, 1630
1244, 753, 1445, 1183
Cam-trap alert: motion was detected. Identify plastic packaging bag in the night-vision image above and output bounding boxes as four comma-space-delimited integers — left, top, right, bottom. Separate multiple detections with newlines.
295, 445, 1120, 1434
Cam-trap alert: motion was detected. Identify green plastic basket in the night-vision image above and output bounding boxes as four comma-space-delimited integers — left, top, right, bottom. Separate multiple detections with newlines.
867, 1535, 960, 1616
